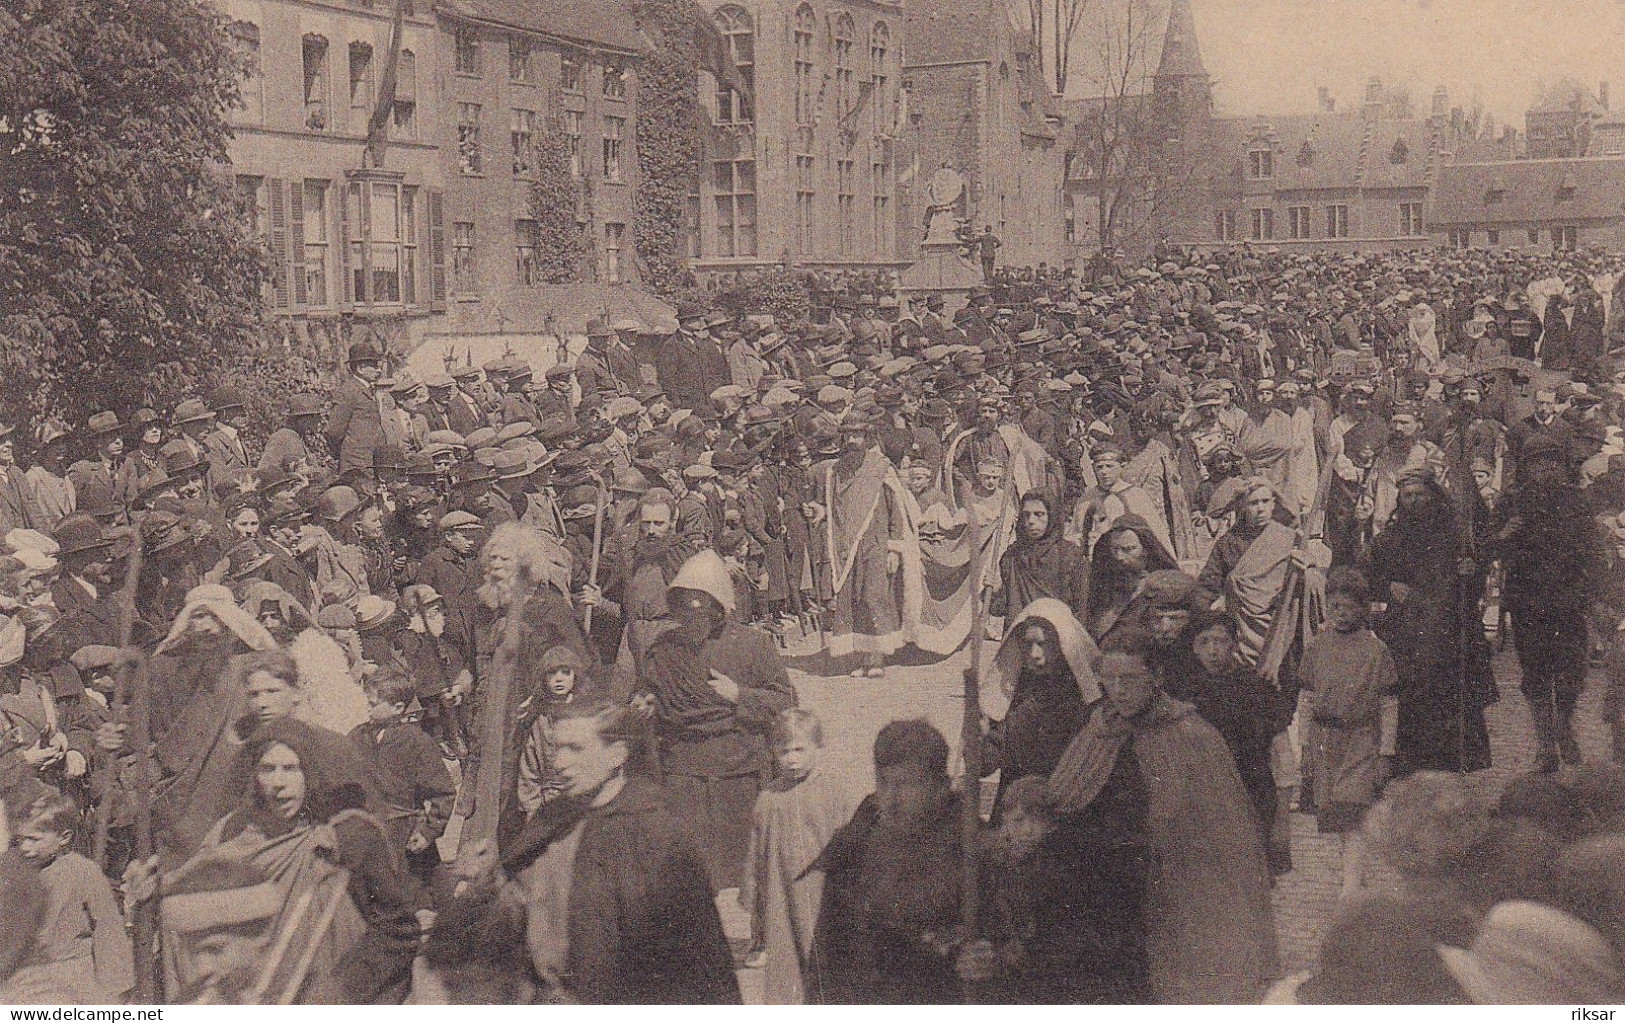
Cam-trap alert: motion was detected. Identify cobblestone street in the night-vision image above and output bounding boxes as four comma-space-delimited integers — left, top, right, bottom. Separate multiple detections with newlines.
723, 642, 1615, 1001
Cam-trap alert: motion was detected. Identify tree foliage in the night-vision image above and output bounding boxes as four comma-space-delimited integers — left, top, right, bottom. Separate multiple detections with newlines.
0, 0, 268, 421
528, 121, 588, 284
630, 0, 704, 297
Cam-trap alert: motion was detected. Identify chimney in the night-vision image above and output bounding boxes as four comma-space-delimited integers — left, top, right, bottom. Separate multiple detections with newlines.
1602, 80, 1610, 111
1363, 76, 1384, 120
1317, 86, 1331, 113
1432, 85, 1449, 118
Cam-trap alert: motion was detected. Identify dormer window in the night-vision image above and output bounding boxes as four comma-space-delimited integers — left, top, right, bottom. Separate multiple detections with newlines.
1485, 176, 1506, 203
1248, 147, 1274, 179
1390, 138, 1409, 164
1297, 141, 1315, 167
1557, 172, 1577, 200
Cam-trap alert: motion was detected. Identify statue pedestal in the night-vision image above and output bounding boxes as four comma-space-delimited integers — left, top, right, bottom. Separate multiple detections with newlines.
899, 239, 984, 318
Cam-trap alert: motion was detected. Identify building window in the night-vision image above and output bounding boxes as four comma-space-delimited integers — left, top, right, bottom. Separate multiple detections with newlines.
1556, 225, 1578, 250
712, 160, 757, 257
238, 176, 267, 239
348, 42, 374, 133
1250, 207, 1274, 240
712, 7, 754, 124
510, 36, 533, 83
392, 50, 417, 139
1447, 228, 1470, 249
303, 180, 328, 307
602, 115, 624, 181
1486, 229, 1500, 245
561, 56, 581, 93
228, 22, 263, 124
685, 185, 702, 259
603, 63, 627, 100
510, 109, 536, 178
515, 218, 539, 285
794, 4, 816, 126
1296, 140, 1314, 167
1215, 209, 1236, 241
454, 26, 480, 76
1326, 204, 1348, 238
834, 14, 855, 119
457, 103, 482, 175
344, 181, 416, 305
302, 34, 330, 131
870, 22, 890, 135
604, 222, 625, 283
1399, 202, 1423, 236
836, 158, 855, 253
1390, 138, 1409, 164
1287, 205, 1312, 239
562, 110, 583, 178
452, 220, 476, 294
1247, 147, 1273, 179
1528, 227, 1541, 245
795, 154, 815, 253
872, 159, 891, 254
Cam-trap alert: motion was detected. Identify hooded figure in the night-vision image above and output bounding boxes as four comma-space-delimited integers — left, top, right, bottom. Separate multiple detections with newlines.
637, 550, 797, 889
1083, 515, 1179, 644
995, 492, 1090, 622
153, 718, 419, 1004
981, 599, 1102, 810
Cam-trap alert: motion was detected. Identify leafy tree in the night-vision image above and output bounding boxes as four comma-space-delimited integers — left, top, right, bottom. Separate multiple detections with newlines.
630, 0, 704, 297
527, 122, 588, 284
0, 0, 267, 422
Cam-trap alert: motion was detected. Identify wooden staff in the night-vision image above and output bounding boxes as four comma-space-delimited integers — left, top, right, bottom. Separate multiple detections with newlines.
583, 473, 608, 634
92, 522, 143, 868
455, 591, 525, 867
955, 464, 1005, 1005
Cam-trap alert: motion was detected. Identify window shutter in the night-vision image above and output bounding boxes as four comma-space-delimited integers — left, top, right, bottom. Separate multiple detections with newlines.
267, 177, 290, 310
358, 182, 373, 305
338, 182, 355, 310
428, 188, 447, 311
289, 181, 308, 309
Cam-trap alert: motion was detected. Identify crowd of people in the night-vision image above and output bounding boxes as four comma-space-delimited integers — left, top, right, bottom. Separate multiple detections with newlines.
1, 241, 1625, 1005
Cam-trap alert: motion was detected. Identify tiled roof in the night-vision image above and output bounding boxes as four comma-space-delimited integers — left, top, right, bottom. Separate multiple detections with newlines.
1430, 157, 1625, 225
1214, 111, 1433, 193
443, 0, 644, 53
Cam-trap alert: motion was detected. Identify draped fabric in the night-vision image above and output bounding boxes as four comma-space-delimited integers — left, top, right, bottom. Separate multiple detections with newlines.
164, 813, 370, 1003
1222, 521, 1297, 666
820, 448, 921, 658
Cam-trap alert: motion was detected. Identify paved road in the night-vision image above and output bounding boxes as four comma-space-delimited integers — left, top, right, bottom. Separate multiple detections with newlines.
723, 640, 1615, 1000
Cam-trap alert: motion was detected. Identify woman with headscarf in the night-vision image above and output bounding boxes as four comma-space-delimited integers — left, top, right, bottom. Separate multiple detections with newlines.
1047, 643, 1278, 1004
980, 599, 1101, 820
637, 549, 797, 891
127, 717, 419, 1003
1367, 468, 1493, 776
994, 492, 1090, 623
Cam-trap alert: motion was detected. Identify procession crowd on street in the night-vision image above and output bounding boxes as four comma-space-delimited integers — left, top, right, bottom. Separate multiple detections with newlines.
5, 242, 1625, 1005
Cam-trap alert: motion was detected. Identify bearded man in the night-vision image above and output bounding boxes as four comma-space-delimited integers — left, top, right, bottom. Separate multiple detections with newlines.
588, 488, 694, 700
816, 418, 920, 677
636, 550, 795, 891
1084, 515, 1179, 645
807, 720, 965, 1004
474, 522, 591, 829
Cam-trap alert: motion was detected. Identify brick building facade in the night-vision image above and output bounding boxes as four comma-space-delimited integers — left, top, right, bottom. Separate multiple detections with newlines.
219, 0, 449, 355
689, 0, 906, 275
898, 0, 1069, 269
436, 0, 643, 337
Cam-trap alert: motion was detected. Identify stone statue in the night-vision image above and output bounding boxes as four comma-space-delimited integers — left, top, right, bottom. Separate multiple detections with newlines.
922, 166, 965, 246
